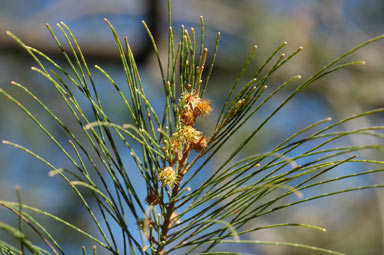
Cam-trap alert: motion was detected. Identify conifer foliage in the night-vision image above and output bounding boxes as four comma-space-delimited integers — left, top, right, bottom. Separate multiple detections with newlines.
1, 1, 384, 254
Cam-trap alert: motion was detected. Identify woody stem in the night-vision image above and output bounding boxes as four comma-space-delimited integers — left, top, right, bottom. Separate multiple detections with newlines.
157, 147, 191, 254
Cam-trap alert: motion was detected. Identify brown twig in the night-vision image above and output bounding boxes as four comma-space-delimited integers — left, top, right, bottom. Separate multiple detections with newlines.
157, 145, 192, 255
0, 201, 59, 255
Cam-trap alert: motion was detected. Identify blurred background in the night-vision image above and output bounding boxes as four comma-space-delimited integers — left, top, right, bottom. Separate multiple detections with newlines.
1, 0, 384, 254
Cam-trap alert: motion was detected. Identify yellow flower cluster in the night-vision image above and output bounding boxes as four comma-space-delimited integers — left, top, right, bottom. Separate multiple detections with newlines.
181, 92, 212, 126
158, 92, 212, 187
171, 126, 209, 152
174, 126, 202, 144
159, 166, 180, 187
